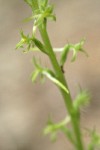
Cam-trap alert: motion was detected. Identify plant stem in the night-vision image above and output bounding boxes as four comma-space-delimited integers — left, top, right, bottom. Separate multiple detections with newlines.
39, 23, 84, 150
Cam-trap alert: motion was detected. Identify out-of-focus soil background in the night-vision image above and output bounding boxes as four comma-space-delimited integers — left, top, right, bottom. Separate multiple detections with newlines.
0, 0, 100, 150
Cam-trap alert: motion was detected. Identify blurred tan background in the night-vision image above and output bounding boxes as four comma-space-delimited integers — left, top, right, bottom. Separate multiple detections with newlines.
0, 0, 100, 150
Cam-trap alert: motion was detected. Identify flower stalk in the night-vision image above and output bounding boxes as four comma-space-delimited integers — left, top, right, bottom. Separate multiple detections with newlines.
39, 22, 84, 150
16, 1, 100, 150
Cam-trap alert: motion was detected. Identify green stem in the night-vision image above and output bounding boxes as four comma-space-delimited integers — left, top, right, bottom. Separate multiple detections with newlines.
39, 23, 84, 150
